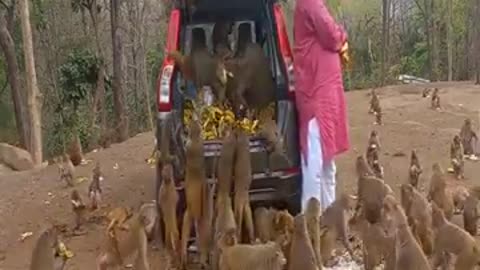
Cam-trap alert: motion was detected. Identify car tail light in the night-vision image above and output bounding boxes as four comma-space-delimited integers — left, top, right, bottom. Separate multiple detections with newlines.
157, 9, 181, 112
273, 3, 295, 99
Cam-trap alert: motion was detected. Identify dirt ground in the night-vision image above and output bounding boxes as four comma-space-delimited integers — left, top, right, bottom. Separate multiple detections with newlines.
1, 82, 480, 270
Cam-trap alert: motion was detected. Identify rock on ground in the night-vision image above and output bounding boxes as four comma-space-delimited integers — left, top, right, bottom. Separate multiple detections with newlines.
0, 143, 34, 171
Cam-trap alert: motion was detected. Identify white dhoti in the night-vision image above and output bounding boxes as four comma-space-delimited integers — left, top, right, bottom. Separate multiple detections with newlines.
301, 118, 336, 212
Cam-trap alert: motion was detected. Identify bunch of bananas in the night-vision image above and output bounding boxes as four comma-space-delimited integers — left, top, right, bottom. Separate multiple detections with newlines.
183, 101, 267, 140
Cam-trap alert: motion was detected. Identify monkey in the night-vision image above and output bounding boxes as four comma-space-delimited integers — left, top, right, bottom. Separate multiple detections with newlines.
319, 194, 359, 266
431, 202, 480, 270
158, 162, 179, 256
422, 87, 432, 98
137, 202, 158, 241
212, 20, 233, 60
30, 227, 65, 270
106, 206, 132, 233
58, 153, 75, 187
89, 162, 103, 210
367, 147, 384, 179
216, 126, 236, 209
355, 154, 375, 178
233, 128, 255, 243
431, 88, 441, 110
219, 240, 287, 270
369, 88, 380, 114
212, 196, 237, 270
254, 207, 274, 243
271, 209, 295, 264
379, 195, 432, 270
70, 190, 87, 230
288, 214, 319, 270
68, 134, 83, 166
180, 119, 210, 269
460, 118, 478, 156
409, 149, 423, 189
304, 197, 322, 268
258, 117, 291, 171
367, 130, 381, 151
168, 29, 229, 105
224, 25, 275, 116
451, 135, 465, 180
428, 163, 454, 220
462, 194, 479, 236
349, 205, 395, 270
96, 212, 151, 270
400, 184, 434, 255
374, 105, 383, 125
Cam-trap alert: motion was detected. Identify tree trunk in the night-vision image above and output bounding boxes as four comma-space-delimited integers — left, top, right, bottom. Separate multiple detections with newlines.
431, 0, 440, 81
447, 0, 453, 81
0, 13, 27, 149
111, 0, 129, 141
19, 0, 43, 164
475, 0, 480, 84
380, 0, 389, 86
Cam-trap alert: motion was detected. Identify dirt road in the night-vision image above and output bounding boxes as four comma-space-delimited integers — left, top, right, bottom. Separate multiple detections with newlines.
0, 82, 479, 269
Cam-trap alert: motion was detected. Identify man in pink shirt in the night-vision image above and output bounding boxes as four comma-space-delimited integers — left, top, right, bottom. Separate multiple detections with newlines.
293, 0, 350, 211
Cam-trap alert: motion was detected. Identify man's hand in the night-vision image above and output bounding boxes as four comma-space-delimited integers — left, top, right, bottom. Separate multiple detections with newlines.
339, 41, 351, 69
340, 41, 349, 54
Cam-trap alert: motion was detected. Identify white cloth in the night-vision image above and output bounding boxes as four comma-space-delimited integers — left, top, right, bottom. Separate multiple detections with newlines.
301, 118, 337, 212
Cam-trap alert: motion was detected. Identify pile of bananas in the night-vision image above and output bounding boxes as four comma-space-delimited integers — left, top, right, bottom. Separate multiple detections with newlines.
183, 101, 273, 140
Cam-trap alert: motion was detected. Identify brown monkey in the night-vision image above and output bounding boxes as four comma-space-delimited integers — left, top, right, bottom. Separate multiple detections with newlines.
369, 88, 380, 114
428, 163, 454, 220
67, 134, 83, 166
216, 126, 236, 207
58, 153, 75, 187
431, 88, 440, 110
288, 214, 319, 270
254, 207, 274, 243
212, 196, 237, 270
349, 205, 395, 270
422, 87, 432, 98
355, 154, 375, 180
233, 128, 255, 243
258, 117, 291, 169
181, 119, 210, 269
431, 202, 480, 270
460, 118, 478, 156
212, 20, 233, 60
367, 130, 381, 151
138, 202, 158, 240
89, 162, 103, 210
400, 184, 434, 255
319, 194, 358, 265
367, 147, 384, 179
219, 241, 287, 270
409, 149, 423, 188
380, 195, 431, 270
71, 190, 87, 230
451, 135, 465, 180
271, 209, 295, 262
106, 207, 131, 232
374, 106, 383, 125
168, 29, 229, 104
356, 168, 392, 224
224, 39, 275, 115
462, 194, 479, 236
96, 213, 151, 270
158, 162, 179, 256
304, 197, 322, 268
30, 227, 65, 270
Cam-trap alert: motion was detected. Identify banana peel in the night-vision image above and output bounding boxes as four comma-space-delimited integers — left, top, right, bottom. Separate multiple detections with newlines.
58, 241, 74, 259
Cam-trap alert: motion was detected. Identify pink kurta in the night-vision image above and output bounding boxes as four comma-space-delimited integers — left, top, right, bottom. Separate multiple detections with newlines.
293, 0, 350, 163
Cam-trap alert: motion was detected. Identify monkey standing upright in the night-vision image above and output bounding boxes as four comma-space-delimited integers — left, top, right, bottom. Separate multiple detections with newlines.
30, 227, 65, 270
409, 149, 422, 188
460, 118, 478, 156
233, 128, 255, 243
451, 135, 465, 180
89, 162, 103, 210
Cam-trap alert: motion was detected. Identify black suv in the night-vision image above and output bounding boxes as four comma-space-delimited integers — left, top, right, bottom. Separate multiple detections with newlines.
155, 0, 302, 217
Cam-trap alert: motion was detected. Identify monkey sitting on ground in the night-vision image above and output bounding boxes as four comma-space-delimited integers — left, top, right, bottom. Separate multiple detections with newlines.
71, 190, 87, 231
409, 149, 423, 189
400, 184, 433, 255
431, 88, 441, 110
460, 118, 478, 156
180, 119, 210, 269
369, 89, 380, 114
57, 153, 75, 187
254, 207, 275, 243
366, 147, 384, 179
169, 29, 229, 105
68, 134, 83, 166
96, 212, 151, 270
288, 214, 319, 270
450, 135, 465, 180
374, 105, 383, 125
233, 128, 255, 243
319, 194, 359, 266
379, 195, 431, 270
304, 197, 322, 269
367, 130, 381, 151
463, 194, 480, 236
431, 202, 480, 270
89, 162, 103, 210
219, 239, 287, 270
355, 154, 375, 178
428, 163, 454, 220
422, 87, 432, 98
158, 161, 179, 257
30, 227, 66, 270
271, 209, 294, 264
